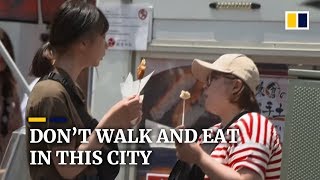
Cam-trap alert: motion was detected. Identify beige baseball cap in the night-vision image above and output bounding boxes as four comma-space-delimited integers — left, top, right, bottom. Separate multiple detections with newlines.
191, 54, 260, 94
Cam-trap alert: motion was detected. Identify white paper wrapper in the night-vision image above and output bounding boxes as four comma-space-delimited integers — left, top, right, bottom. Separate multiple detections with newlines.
120, 71, 154, 98
120, 71, 154, 126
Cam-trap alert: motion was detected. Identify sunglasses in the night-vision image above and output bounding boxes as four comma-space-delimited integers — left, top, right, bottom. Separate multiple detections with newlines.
206, 71, 237, 87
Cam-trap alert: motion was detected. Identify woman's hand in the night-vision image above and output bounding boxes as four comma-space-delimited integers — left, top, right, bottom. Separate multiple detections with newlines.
175, 125, 204, 164
101, 95, 142, 129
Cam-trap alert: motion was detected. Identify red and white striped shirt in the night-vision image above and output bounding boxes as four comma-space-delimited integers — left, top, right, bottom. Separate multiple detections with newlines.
200, 112, 282, 180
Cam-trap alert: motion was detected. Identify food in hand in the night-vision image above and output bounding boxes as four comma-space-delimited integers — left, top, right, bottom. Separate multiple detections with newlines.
180, 90, 191, 100
137, 58, 146, 79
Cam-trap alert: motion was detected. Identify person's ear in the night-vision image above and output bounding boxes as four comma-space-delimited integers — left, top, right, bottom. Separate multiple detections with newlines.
80, 40, 87, 50
232, 79, 243, 95
75, 39, 88, 53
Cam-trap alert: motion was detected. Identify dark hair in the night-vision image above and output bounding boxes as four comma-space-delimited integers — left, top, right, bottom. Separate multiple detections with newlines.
30, 0, 109, 77
0, 27, 16, 97
229, 79, 260, 113
0, 27, 18, 135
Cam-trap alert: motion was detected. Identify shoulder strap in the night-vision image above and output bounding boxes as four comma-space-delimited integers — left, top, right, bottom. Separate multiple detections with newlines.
42, 72, 120, 179
202, 110, 249, 154
222, 110, 249, 132
42, 72, 98, 130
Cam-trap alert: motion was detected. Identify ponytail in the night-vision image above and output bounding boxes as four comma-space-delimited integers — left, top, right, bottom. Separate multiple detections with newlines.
29, 42, 54, 77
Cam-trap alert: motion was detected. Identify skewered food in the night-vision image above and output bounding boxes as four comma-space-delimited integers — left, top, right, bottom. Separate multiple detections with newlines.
180, 90, 191, 100
137, 58, 146, 79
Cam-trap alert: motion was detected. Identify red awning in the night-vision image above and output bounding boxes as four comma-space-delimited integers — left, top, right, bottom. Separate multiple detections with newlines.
0, 0, 96, 24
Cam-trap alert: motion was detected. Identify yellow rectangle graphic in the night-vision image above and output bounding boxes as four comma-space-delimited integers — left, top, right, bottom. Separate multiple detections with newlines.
287, 13, 297, 28
28, 117, 46, 122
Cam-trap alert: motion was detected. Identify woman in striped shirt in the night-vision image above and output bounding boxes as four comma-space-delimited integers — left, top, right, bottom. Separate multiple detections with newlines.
175, 54, 282, 180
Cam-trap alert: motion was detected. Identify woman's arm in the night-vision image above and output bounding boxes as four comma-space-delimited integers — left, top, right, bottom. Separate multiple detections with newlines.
50, 95, 141, 179
175, 142, 262, 180
195, 148, 262, 180
51, 127, 104, 179
8, 94, 22, 132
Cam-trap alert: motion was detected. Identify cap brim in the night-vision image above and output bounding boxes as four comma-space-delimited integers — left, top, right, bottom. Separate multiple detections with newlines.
191, 59, 214, 83
192, 59, 232, 82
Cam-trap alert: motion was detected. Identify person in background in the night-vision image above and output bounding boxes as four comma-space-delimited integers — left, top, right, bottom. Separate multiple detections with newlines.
174, 54, 282, 180
0, 27, 22, 163
26, 1, 142, 180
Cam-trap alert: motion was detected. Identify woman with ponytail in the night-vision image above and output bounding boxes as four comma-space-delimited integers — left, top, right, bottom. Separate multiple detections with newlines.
26, 1, 142, 180
172, 54, 282, 180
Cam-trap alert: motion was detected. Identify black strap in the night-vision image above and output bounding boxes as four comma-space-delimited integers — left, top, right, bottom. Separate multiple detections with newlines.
169, 110, 249, 180
41, 71, 120, 179
42, 72, 98, 130
200, 110, 249, 154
